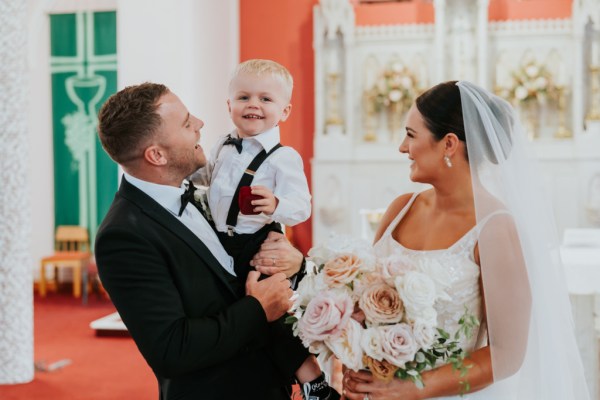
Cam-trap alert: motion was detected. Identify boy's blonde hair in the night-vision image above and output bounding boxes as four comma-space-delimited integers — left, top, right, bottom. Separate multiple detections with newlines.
230, 59, 294, 102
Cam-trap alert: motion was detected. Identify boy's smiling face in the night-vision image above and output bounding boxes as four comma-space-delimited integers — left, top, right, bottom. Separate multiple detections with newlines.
227, 72, 292, 138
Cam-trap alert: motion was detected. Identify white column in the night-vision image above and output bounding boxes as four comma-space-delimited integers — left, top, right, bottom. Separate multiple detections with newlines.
0, 0, 34, 384
117, 0, 239, 152
477, 0, 489, 87
434, 0, 446, 83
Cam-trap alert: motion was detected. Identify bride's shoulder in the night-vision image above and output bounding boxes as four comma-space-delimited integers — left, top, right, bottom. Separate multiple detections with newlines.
373, 192, 417, 243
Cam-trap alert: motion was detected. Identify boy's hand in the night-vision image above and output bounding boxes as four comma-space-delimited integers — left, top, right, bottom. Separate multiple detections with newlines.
250, 185, 278, 215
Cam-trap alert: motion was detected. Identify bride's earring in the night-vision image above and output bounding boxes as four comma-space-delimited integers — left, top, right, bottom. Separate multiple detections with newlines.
444, 155, 453, 168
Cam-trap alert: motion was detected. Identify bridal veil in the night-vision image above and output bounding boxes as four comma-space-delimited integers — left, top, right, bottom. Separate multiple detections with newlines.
457, 81, 589, 399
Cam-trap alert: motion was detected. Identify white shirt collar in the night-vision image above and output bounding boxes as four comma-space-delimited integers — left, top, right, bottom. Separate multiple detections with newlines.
233, 125, 280, 152
123, 173, 185, 216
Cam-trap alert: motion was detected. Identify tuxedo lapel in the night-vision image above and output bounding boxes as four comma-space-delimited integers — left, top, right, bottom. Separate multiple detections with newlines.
118, 178, 238, 297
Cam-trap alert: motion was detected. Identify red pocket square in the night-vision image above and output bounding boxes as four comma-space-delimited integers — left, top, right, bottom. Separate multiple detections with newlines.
238, 186, 263, 215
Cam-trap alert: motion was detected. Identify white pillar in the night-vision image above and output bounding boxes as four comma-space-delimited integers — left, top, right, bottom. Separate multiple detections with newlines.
117, 0, 239, 152
477, 0, 490, 87
0, 0, 34, 384
434, 0, 446, 83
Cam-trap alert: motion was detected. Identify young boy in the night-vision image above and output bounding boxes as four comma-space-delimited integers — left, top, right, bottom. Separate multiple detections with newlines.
191, 59, 338, 400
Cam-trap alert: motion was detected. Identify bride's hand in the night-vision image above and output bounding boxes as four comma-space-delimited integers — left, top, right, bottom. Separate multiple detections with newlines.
344, 369, 419, 400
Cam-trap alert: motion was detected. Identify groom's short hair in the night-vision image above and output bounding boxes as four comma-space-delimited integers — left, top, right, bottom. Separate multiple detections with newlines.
98, 82, 169, 165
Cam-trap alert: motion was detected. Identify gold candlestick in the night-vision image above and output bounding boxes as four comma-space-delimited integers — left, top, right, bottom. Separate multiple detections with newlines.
325, 73, 343, 127
588, 66, 600, 121
362, 89, 378, 142
554, 86, 572, 139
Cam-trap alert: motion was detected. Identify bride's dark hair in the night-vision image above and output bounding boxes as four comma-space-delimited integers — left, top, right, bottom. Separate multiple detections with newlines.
417, 80, 513, 164
415, 80, 465, 144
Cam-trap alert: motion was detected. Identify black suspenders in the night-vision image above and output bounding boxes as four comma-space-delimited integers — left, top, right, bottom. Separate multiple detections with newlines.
225, 143, 282, 235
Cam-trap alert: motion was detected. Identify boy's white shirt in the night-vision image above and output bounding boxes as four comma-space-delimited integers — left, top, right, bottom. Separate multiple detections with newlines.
191, 125, 311, 234
123, 173, 236, 276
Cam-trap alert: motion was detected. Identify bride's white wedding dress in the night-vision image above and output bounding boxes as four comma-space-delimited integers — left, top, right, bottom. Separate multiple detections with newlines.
373, 192, 491, 399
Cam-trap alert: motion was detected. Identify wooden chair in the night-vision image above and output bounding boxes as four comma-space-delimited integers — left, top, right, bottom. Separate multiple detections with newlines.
39, 225, 92, 303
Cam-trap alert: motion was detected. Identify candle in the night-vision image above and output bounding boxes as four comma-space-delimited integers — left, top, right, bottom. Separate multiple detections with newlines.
327, 50, 339, 75
365, 65, 375, 89
557, 62, 567, 87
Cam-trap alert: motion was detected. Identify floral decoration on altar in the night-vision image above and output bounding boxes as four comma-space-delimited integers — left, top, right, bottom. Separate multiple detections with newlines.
499, 60, 556, 105
367, 61, 419, 113
288, 236, 479, 389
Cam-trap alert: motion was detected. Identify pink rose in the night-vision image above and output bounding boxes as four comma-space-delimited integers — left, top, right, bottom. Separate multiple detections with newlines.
380, 323, 418, 368
378, 254, 416, 285
298, 290, 354, 344
359, 283, 404, 325
322, 253, 362, 288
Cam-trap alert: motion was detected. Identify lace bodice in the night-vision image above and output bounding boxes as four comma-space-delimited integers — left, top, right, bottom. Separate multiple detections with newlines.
374, 193, 484, 352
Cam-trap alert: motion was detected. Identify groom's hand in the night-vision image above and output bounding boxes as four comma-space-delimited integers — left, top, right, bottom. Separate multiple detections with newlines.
251, 231, 304, 278
245, 271, 292, 322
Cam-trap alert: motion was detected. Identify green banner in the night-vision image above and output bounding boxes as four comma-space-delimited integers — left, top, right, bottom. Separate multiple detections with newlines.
50, 11, 117, 245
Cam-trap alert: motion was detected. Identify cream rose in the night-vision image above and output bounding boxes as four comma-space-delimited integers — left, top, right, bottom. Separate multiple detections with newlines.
322, 253, 362, 288
405, 306, 438, 328
360, 327, 385, 361
359, 283, 404, 325
294, 272, 327, 308
352, 271, 385, 299
396, 271, 437, 315
298, 290, 354, 345
327, 319, 365, 371
307, 243, 335, 267
380, 323, 418, 368
412, 320, 438, 350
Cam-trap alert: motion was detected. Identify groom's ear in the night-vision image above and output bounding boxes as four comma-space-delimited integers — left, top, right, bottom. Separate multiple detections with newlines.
143, 145, 168, 166
443, 133, 460, 156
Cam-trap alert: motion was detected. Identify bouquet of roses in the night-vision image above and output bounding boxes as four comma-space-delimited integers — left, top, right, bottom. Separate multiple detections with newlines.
287, 236, 479, 388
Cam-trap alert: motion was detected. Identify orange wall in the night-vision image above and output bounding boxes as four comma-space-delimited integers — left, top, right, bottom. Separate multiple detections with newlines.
239, 0, 573, 251
352, 0, 571, 25
489, 0, 571, 21
240, 0, 319, 253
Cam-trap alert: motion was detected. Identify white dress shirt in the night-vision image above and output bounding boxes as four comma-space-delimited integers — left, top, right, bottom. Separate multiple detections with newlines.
191, 126, 311, 234
123, 173, 236, 276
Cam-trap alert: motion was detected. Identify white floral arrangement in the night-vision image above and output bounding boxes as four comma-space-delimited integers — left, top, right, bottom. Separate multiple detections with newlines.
367, 61, 419, 113
288, 236, 479, 388
501, 60, 555, 105
192, 185, 213, 222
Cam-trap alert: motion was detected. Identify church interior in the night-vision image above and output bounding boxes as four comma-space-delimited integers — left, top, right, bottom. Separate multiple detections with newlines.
1, 0, 600, 398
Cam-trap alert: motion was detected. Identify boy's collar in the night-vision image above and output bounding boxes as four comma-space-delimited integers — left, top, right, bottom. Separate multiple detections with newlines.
235, 125, 280, 152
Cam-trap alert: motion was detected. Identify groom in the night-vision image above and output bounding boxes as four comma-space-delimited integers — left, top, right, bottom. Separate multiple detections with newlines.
95, 82, 307, 399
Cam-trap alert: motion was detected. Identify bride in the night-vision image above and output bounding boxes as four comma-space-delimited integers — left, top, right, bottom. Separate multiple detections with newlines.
342, 81, 589, 400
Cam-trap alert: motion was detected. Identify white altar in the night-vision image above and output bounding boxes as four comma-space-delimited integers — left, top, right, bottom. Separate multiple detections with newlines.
311, 0, 600, 245
311, 1, 600, 398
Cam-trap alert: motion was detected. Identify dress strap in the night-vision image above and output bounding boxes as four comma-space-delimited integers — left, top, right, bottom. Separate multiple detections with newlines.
382, 192, 419, 238
475, 209, 512, 234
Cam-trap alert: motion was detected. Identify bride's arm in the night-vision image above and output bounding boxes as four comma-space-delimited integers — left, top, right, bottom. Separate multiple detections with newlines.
372, 193, 414, 244
344, 347, 493, 400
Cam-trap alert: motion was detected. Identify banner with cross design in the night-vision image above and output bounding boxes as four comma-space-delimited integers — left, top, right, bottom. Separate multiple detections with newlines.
50, 10, 117, 244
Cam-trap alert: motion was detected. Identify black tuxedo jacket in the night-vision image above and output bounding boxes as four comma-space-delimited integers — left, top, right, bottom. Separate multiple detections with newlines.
95, 178, 301, 400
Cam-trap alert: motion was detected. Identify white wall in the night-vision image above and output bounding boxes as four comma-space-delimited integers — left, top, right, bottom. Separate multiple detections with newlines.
27, 0, 239, 278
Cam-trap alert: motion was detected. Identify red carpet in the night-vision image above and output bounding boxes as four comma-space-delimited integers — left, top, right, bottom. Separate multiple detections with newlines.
0, 292, 304, 399
0, 292, 156, 400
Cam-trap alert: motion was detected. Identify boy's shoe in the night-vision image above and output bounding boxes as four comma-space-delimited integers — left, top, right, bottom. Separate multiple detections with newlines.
301, 373, 340, 400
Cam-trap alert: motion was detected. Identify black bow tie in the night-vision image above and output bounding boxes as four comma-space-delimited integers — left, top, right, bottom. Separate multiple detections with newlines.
223, 135, 243, 153
178, 181, 197, 217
